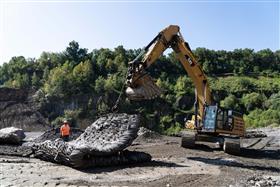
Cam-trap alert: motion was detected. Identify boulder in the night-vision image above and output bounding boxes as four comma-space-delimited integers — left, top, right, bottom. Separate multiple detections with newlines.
0, 127, 26, 144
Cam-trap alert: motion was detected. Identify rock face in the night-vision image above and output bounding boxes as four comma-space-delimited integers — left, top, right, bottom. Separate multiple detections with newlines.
0, 88, 48, 131
32, 113, 151, 168
0, 127, 26, 144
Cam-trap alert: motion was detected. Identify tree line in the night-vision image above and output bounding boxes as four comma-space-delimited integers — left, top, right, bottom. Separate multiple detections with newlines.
0, 41, 279, 132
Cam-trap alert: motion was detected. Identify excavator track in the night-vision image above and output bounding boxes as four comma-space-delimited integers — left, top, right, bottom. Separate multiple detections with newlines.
223, 138, 241, 155
180, 131, 196, 149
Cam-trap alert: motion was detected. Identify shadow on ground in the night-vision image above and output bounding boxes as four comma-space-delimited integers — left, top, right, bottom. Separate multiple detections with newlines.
81, 160, 188, 174
240, 148, 280, 160
188, 156, 280, 173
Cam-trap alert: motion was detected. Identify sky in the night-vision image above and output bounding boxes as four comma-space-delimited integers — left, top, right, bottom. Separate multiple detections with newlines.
0, 0, 279, 65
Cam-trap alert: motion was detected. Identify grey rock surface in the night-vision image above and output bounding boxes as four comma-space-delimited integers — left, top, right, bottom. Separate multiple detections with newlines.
0, 88, 48, 131
0, 127, 26, 144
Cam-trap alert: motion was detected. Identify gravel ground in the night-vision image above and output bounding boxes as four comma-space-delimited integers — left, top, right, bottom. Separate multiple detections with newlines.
0, 126, 279, 187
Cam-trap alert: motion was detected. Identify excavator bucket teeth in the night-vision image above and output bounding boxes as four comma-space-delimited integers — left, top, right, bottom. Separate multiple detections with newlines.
126, 73, 162, 100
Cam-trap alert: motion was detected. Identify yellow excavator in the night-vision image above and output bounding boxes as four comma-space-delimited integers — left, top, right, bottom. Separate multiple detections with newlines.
125, 25, 245, 154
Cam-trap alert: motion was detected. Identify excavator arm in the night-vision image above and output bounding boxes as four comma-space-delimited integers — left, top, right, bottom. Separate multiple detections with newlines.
126, 25, 213, 119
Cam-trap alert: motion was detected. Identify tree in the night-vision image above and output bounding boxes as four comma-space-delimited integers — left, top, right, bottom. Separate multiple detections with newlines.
241, 92, 266, 112
43, 66, 50, 81
94, 76, 105, 93
31, 72, 41, 88
65, 41, 88, 65
43, 62, 73, 97
255, 49, 274, 70
96, 48, 114, 76
6, 73, 30, 89
220, 94, 240, 111
264, 92, 280, 110
174, 76, 194, 97
72, 60, 94, 93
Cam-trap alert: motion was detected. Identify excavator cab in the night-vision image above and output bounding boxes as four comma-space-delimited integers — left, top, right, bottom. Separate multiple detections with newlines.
202, 105, 235, 133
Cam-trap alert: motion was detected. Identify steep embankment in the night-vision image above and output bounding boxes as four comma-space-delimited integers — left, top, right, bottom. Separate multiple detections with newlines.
0, 88, 48, 131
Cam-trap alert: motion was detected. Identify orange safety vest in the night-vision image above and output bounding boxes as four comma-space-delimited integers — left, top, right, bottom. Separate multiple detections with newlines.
60, 124, 70, 136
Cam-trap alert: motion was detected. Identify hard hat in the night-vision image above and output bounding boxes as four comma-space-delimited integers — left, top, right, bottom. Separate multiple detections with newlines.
63, 120, 68, 123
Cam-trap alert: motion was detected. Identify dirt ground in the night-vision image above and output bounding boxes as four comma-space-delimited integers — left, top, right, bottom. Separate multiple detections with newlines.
0, 127, 279, 187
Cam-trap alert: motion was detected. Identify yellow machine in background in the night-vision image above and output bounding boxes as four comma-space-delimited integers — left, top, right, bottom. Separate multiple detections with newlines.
125, 25, 245, 154
185, 115, 200, 130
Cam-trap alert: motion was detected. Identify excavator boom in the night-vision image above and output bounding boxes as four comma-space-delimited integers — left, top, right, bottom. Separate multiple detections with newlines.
126, 25, 212, 118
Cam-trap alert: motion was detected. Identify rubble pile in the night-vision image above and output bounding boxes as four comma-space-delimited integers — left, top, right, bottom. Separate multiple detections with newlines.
32, 113, 151, 168
134, 127, 162, 143
245, 130, 267, 138
247, 176, 280, 187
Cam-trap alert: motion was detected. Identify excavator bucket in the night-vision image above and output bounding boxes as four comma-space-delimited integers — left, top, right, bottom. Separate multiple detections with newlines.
125, 72, 162, 100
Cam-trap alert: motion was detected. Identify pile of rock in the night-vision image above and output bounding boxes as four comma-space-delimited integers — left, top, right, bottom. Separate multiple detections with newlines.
247, 175, 280, 187
133, 127, 162, 144
245, 130, 267, 138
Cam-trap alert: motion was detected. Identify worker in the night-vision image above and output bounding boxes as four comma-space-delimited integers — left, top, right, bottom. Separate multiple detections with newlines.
60, 120, 71, 141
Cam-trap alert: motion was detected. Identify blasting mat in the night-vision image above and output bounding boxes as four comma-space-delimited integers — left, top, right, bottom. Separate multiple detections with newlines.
32, 113, 151, 168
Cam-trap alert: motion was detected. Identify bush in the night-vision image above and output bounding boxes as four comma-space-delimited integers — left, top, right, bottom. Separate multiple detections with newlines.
244, 109, 280, 128
51, 116, 65, 128
220, 94, 240, 111
51, 109, 81, 128
165, 122, 182, 136
159, 115, 173, 130
241, 92, 266, 112
64, 109, 82, 126
264, 92, 280, 110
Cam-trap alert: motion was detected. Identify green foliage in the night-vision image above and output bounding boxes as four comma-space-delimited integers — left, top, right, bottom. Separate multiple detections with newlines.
51, 109, 81, 127
244, 109, 280, 128
264, 92, 280, 110
156, 78, 173, 92
220, 94, 240, 110
104, 74, 123, 93
72, 60, 94, 93
0, 42, 279, 129
65, 41, 88, 65
165, 122, 182, 136
43, 62, 73, 97
241, 92, 266, 112
97, 101, 110, 115
94, 76, 105, 93
31, 72, 41, 89
51, 116, 65, 128
43, 66, 50, 81
174, 76, 194, 97
159, 115, 173, 133
64, 109, 82, 127
4, 73, 30, 89
159, 115, 182, 135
